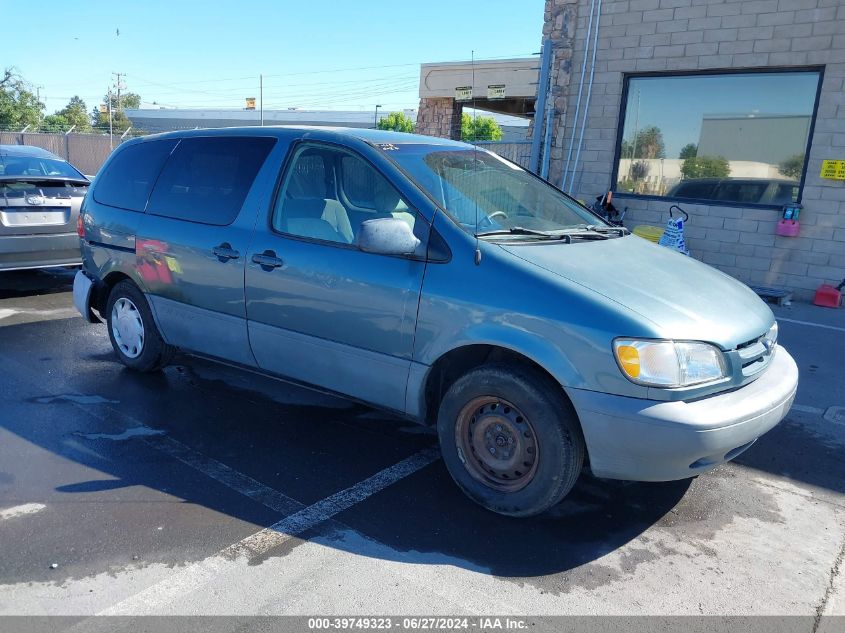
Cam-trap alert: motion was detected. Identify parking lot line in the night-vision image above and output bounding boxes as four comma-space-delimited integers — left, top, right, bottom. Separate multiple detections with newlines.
777, 317, 845, 333
0, 503, 46, 521
98, 447, 439, 615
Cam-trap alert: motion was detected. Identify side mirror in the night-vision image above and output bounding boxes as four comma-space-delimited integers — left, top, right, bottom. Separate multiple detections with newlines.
357, 217, 420, 256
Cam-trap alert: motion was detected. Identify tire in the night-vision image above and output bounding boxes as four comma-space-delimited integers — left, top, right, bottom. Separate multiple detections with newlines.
106, 280, 174, 372
436, 363, 585, 517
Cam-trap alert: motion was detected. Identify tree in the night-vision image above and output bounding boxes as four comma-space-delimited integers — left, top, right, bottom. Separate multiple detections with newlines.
41, 114, 70, 133
778, 153, 804, 180
679, 143, 698, 160
377, 111, 414, 133
54, 96, 92, 132
92, 90, 140, 134
620, 125, 665, 159
461, 112, 503, 142
0, 68, 44, 130
630, 160, 650, 181
681, 155, 730, 179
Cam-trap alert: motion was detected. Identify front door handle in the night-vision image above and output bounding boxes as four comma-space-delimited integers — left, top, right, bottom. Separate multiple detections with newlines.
212, 243, 240, 261
251, 250, 284, 269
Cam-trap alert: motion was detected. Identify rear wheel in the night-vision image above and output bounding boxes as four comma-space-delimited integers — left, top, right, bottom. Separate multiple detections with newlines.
437, 364, 584, 517
106, 281, 174, 372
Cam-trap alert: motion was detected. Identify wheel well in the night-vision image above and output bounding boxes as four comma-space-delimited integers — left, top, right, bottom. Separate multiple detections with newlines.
94, 271, 132, 315
422, 345, 575, 427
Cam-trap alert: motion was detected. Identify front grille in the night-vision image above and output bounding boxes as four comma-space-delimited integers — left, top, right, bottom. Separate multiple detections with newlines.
733, 332, 774, 379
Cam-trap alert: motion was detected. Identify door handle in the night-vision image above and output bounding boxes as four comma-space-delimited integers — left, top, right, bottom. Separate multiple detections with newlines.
251, 250, 284, 269
212, 243, 240, 261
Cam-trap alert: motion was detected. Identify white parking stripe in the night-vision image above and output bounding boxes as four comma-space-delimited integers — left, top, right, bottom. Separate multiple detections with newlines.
777, 317, 845, 333
792, 404, 825, 415
98, 447, 439, 615
0, 503, 46, 521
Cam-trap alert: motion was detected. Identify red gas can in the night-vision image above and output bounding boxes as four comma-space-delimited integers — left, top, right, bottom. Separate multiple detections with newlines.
813, 282, 843, 308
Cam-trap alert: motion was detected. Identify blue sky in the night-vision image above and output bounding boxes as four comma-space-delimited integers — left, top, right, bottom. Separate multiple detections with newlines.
2, 0, 545, 115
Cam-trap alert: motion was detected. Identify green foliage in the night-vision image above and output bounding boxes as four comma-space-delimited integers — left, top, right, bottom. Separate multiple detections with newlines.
778, 153, 804, 180
0, 68, 44, 130
680, 155, 730, 179
54, 96, 92, 132
377, 111, 414, 133
41, 114, 70, 133
629, 160, 650, 180
461, 112, 503, 142
620, 125, 665, 159
679, 143, 698, 160
93, 90, 139, 134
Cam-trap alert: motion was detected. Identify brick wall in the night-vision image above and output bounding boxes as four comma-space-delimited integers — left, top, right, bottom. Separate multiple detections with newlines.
416, 97, 463, 140
545, 0, 845, 300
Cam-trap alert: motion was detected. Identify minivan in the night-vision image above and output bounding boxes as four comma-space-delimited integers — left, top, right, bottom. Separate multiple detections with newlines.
74, 127, 798, 517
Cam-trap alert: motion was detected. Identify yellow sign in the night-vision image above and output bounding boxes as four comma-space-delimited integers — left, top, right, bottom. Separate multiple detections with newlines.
820, 159, 845, 180
245, 97, 256, 110
99, 104, 108, 114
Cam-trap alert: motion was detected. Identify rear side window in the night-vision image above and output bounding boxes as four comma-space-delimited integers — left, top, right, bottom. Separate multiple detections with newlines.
93, 139, 178, 211
146, 136, 275, 226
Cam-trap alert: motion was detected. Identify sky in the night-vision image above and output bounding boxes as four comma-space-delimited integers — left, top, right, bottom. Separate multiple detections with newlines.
1, 0, 546, 116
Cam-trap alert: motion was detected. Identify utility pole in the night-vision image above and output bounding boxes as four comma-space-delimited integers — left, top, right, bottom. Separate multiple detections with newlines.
107, 87, 114, 150
112, 72, 126, 111
374, 104, 381, 129
260, 74, 264, 126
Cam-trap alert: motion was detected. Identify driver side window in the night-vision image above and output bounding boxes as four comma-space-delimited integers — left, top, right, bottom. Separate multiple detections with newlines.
272, 144, 417, 246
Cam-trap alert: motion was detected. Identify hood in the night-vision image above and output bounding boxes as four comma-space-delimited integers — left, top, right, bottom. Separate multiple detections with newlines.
499, 235, 773, 349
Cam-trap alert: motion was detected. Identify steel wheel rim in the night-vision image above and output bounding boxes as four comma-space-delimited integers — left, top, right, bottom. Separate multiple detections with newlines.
454, 396, 539, 493
111, 297, 145, 359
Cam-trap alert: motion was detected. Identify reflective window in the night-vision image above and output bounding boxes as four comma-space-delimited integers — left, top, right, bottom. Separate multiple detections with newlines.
614, 71, 821, 206
273, 144, 417, 245
93, 139, 177, 212
147, 136, 275, 225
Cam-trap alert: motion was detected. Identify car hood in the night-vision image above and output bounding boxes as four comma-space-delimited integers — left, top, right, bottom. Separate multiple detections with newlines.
499, 235, 774, 349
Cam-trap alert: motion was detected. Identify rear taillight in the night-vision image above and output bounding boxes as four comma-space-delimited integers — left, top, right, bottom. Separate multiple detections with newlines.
76, 214, 85, 238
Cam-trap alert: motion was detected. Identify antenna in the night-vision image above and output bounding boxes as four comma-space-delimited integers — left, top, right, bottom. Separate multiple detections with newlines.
472, 50, 481, 266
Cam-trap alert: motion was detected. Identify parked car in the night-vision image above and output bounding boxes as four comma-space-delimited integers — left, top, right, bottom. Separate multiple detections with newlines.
667, 177, 799, 206
0, 145, 90, 271
74, 128, 798, 517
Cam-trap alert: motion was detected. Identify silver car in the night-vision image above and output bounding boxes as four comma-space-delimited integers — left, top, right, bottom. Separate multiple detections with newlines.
74, 127, 798, 517
0, 145, 89, 271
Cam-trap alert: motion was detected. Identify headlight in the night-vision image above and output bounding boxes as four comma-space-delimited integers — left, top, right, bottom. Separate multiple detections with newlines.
763, 322, 778, 350
613, 339, 727, 387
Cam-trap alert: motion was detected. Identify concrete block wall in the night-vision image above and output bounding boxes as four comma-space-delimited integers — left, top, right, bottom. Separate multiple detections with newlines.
545, 0, 845, 300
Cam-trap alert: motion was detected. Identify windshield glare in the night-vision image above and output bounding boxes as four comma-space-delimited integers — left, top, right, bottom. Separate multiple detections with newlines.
379, 144, 602, 236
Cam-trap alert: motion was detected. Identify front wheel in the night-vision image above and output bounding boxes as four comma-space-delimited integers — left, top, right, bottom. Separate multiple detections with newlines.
106, 280, 174, 372
437, 364, 585, 517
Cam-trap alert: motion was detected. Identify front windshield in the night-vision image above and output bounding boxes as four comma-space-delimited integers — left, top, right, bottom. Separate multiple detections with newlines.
378, 144, 604, 236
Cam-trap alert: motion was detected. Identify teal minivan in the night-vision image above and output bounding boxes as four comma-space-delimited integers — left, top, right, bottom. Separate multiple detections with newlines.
74, 127, 798, 517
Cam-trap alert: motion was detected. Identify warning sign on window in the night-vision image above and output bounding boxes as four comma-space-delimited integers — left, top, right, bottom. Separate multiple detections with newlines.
820, 159, 845, 180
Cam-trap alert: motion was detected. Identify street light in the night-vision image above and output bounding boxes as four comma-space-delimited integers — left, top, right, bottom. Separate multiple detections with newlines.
374, 104, 382, 129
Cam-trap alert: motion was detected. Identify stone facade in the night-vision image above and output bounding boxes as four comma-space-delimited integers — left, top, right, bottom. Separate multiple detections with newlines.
543, 0, 845, 300
416, 97, 463, 140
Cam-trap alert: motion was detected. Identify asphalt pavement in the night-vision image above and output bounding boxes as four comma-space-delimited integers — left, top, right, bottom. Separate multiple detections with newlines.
0, 268, 843, 620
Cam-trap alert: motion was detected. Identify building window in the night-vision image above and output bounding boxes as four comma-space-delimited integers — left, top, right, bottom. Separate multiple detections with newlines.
613, 69, 822, 207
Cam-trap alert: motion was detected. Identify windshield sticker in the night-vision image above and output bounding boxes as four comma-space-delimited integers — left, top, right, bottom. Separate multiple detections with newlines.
376, 143, 399, 151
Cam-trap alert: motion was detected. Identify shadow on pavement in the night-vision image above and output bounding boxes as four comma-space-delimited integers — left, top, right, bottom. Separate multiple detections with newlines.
1, 315, 840, 582
0, 268, 76, 299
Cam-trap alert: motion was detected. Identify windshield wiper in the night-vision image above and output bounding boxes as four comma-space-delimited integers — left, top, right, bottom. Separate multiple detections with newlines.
581, 224, 630, 236
475, 227, 558, 239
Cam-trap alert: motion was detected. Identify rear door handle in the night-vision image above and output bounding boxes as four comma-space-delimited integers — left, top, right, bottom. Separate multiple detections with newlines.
212, 243, 240, 261
251, 250, 284, 269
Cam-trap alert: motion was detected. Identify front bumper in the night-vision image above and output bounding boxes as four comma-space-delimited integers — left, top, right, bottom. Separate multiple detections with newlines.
0, 232, 81, 271
567, 345, 798, 481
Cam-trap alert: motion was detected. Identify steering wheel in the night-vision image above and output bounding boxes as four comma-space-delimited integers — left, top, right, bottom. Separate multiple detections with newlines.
478, 210, 509, 229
